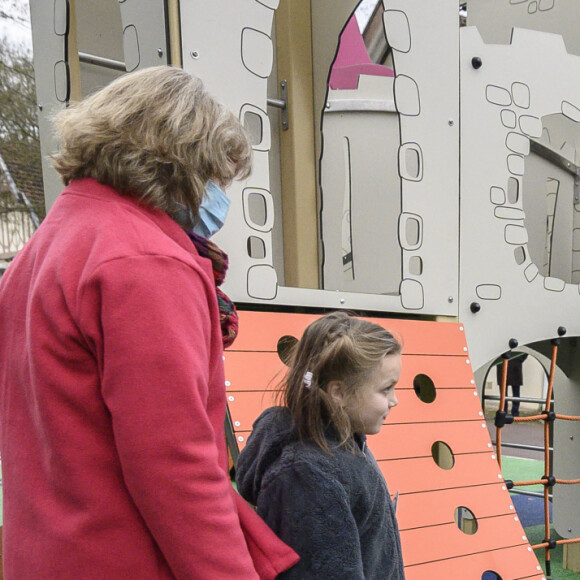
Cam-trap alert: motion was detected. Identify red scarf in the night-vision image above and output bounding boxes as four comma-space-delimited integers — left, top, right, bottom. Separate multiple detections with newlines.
187, 232, 239, 348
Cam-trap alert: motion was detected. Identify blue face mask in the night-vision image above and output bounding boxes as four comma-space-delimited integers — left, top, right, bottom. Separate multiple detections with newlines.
192, 181, 231, 238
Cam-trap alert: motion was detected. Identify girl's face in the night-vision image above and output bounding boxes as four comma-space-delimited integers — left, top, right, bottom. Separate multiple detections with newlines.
343, 353, 402, 435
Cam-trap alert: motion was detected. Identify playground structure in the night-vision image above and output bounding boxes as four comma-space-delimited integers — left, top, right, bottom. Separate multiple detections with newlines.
27, 0, 580, 577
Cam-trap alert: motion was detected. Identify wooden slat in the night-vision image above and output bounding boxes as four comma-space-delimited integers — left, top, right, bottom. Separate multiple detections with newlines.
379, 453, 503, 494
224, 351, 475, 393
385, 389, 484, 425
395, 483, 515, 530
232, 311, 468, 356
404, 544, 544, 580
400, 514, 529, 566
369, 420, 493, 460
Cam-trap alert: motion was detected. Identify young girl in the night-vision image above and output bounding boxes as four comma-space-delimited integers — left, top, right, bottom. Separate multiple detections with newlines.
236, 311, 405, 579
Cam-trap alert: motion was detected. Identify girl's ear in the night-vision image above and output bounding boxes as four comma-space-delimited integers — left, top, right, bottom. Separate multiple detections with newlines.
327, 380, 345, 406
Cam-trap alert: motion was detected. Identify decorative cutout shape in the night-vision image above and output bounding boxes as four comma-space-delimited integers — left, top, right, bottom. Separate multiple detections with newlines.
54, 61, 69, 102
544, 277, 565, 292
400, 279, 424, 310
562, 101, 580, 123
539, 0, 555, 9
241, 104, 271, 152
490, 187, 505, 205
524, 263, 539, 282
399, 213, 423, 250
409, 256, 423, 276
54, 0, 68, 35
241, 28, 273, 79
507, 154, 525, 176
277, 335, 297, 366
519, 115, 542, 137
476, 284, 501, 300
399, 143, 423, 181
394, 75, 420, 116
507, 177, 519, 203
494, 207, 525, 220
486, 85, 511, 107
247, 236, 266, 259
413, 374, 436, 403
505, 224, 528, 245
431, 441, 455, 470
511, 82, 530, 109
247, 265, 277, 299
384, 10, 411, 53
505, 132, 529, 155
500, 109, 516, 129
123, 25, 140, 72
454, 506, 478, 534
514, 246, 526, 265
242, 189, 274, 232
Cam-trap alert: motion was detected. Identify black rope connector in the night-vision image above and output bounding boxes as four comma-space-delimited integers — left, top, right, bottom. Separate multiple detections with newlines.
542, 475, 556, 487
543, 410, 556, 422
495, 410, 514, 428
558, 326, 567, 336
508, 338, 518, 349
504, 479, 514, 490
551, 337, 561, 345
470, 302, 481, 313
502, 351, 511, 359
542, 538, 557, 550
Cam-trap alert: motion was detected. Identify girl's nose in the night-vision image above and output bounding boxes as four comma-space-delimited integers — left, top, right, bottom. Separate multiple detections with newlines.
389, 394, 398, 408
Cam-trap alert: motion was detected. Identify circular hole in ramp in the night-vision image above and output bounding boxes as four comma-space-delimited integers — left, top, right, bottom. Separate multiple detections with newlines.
431, 441, 455, 470
454, 506, 478, 535
277, 335, 298, 366
413, 374, 436, 403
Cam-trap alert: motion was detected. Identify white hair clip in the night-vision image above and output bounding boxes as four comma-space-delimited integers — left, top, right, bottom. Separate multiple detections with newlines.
303, 371, 313, 389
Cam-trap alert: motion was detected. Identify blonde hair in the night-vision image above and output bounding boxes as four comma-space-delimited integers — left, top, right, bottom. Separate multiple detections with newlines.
51, 66, 252, 215
281, 311, 401, 451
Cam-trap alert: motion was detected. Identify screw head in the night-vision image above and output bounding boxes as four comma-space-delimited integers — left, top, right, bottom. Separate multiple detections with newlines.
157, 48, 163, 57
190, 50, 200, 59
448, 119, 454, 126
38, 104, 43, 111
470, 302, 481, 313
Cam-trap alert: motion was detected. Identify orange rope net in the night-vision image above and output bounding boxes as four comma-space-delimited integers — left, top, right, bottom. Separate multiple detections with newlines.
494, 337, 580, 575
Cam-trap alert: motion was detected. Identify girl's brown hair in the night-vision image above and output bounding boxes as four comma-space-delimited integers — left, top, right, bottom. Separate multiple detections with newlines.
281, 311, 401, 451
51, 66, 252, 217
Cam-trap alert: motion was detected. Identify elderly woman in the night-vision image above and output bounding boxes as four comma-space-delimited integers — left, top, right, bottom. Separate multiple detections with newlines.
0, 66, 297, 579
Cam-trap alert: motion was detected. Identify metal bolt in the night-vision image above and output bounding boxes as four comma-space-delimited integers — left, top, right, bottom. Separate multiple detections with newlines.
38, 104, 43, 111
448, 296, 454, 303
448, 119, 454, 126
326, 102, 331, 110
157, 48, 163, 57
569, 528, 573, 533
571, 435, 574, 441
190, 50, 200, 59
340, 298, 345, 304
234, 421, 240, 427
225, 380, 231, 387
228, 396, 234, 402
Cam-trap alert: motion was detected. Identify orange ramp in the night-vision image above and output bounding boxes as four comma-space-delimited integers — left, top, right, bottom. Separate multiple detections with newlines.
226, 311, 545, 580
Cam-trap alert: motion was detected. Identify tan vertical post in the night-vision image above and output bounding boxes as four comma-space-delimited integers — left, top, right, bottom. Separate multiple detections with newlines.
564, 544, 580, 573
166, 0, 182, 67
274, 0, 319, 288
67, 0, 81, 102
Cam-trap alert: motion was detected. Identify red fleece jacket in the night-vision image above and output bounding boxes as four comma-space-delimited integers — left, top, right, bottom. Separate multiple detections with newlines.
0, 179, 297, 579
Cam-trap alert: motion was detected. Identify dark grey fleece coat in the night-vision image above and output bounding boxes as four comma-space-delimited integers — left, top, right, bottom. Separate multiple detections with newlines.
236, 407, 405, 580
